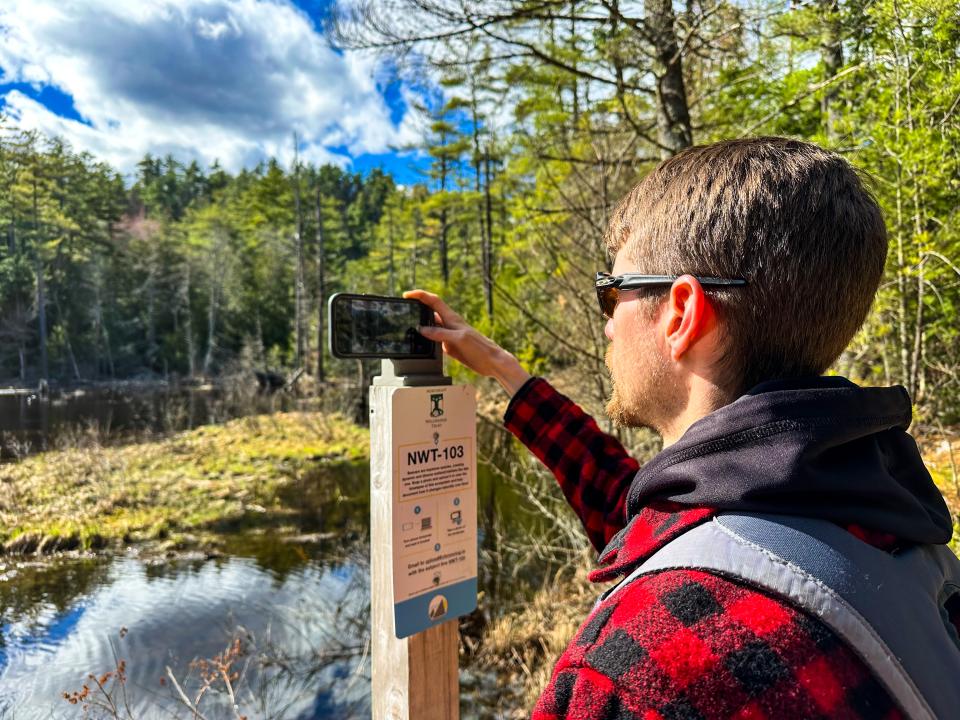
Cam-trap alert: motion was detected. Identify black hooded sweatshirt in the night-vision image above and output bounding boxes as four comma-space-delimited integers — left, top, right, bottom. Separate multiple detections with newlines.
621, 374, 953, 547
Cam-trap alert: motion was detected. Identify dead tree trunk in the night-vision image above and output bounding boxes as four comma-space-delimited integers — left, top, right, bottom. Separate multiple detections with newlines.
482, 147, 494, 318
469, 81, 492, 315
412, 208, 421, 288
315, 187, 326, 384
202, 264, 219, 377
53, 292, 81, 381
292, 132, 306, 370
31, 178, 48, 381
181, 263, 195, 379
144, 237, 159, 370
387, 203, 396, 295
439, 149, 449, 284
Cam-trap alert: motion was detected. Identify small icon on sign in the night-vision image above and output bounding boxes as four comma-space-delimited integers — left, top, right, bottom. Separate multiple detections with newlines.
428, 595, 448, 620
450, 510, 462, 526
434, 543, 441, 552
421, 517, 432, 531
453, 497, 460, 507
432, 571, 441, 586
414, 506, 421, 515
402, 522, 414, 532
433, 431, 440, 446
430, 393, 444, 418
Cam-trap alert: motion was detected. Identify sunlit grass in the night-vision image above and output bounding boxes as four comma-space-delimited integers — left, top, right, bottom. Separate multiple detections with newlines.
0, 412, 369, 553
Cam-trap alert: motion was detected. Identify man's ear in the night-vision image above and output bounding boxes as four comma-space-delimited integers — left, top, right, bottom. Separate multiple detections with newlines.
663, 275, 715, 361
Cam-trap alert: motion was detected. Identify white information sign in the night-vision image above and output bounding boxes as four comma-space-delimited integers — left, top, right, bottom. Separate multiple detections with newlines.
390, 384, 477, 638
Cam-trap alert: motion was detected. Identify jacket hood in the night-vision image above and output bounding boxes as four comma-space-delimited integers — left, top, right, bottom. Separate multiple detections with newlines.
625, 375, 953, 544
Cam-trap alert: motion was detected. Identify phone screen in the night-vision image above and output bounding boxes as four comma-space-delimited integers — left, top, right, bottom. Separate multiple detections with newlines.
329, 294, 435, 359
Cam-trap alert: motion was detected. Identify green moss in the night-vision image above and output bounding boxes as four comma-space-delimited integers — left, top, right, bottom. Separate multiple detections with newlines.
0, 412, 369, 552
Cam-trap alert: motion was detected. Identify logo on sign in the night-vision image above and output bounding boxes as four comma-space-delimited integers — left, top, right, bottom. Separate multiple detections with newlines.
428, 594, 448, 620
430, 393, 444, 418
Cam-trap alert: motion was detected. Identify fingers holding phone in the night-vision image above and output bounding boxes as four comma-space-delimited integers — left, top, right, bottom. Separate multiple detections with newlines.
402, 289, 461, 328
403, 289, 531, 397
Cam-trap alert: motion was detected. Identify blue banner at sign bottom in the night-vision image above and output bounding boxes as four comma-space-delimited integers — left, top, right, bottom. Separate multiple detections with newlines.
394, 577, 477, 639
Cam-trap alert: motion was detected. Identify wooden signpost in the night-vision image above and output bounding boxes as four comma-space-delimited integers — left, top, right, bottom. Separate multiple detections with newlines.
369, 353, 477, 720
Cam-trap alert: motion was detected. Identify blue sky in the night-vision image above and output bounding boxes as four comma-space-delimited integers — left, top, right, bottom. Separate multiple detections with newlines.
0, 0, 432, 184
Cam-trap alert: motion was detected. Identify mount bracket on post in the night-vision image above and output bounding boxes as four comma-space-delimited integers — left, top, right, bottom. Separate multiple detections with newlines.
372, 345, 451, 387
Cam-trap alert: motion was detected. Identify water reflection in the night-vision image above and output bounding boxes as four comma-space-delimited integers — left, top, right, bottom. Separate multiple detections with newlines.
0, 554, 371, 719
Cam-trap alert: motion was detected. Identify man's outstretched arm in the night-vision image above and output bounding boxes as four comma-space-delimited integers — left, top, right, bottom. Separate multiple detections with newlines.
405, 289, 638, 551
502, 377, 638, 549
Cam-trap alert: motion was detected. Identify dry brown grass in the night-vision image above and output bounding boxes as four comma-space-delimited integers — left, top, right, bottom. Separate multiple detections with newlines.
918, 430, 960, 553
467, 550, 596, 717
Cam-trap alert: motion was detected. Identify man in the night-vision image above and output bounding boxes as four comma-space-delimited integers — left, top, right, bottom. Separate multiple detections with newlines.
405, 137, 959, 719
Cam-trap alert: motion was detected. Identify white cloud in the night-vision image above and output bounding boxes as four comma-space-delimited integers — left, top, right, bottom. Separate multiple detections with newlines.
0, 0, 422, 176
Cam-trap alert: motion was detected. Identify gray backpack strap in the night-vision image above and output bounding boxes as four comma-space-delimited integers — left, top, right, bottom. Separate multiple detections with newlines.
601, 513, 960, 720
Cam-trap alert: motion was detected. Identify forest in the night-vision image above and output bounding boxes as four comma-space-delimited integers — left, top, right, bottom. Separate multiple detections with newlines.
0, 0, 958, 432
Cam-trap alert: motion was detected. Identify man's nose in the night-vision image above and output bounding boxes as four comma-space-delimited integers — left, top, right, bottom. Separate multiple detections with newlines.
604, 317, 614, 341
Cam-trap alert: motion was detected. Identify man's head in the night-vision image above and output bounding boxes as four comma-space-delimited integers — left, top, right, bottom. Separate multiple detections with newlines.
602, 137, 887, 440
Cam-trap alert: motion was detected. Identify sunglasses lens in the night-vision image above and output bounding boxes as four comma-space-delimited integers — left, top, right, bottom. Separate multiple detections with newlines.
598, 286, 618, 318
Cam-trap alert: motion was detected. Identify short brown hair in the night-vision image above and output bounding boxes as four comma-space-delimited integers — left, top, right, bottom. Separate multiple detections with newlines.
605, 136, 887, 397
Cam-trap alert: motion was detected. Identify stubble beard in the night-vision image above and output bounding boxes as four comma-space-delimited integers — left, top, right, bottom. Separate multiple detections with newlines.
605, 383, 638, 429
604, 343, 672, 433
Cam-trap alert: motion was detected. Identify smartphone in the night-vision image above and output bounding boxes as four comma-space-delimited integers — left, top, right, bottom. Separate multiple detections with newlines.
328, 293, 437, 359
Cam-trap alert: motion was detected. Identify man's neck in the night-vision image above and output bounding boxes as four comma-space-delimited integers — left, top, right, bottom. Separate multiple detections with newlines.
660, 377, 731, 448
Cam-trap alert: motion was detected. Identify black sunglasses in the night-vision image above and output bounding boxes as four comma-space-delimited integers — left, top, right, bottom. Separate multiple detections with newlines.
595, 271, 748, 319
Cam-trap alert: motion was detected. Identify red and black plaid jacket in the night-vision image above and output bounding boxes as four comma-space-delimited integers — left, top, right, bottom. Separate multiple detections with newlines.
504, 377, 960, 720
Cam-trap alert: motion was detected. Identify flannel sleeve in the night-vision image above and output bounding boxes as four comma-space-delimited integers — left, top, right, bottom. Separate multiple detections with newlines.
503, 377, 639, 552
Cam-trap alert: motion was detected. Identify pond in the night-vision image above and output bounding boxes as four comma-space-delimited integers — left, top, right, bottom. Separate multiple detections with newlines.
0, 452, 562, 718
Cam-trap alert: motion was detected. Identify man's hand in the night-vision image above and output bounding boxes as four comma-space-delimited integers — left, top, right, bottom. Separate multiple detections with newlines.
403, 289, 531, 398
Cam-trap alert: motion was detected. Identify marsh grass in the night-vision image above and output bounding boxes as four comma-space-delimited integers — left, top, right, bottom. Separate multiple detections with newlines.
463, 550, 595, 718
0, 411, 369, 554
